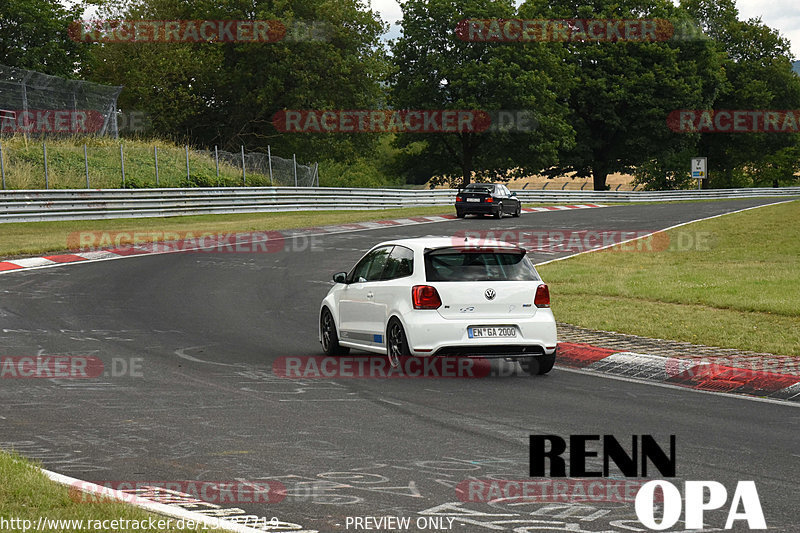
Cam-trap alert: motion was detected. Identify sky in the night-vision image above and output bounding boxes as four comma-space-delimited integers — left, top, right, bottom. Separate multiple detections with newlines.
370, 0, 800, 59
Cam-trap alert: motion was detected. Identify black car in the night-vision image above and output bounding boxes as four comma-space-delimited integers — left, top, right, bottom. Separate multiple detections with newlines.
454, 183, 521, 218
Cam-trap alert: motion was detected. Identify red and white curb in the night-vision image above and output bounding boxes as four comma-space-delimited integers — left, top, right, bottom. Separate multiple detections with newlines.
0, 204, 605, 274
557, 343, 800, 402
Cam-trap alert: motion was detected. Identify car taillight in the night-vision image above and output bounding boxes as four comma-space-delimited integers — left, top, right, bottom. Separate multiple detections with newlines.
455, 196, 462, 202
412, 285, 442, 309
534, 284, 550, 308
485, 197, 493, 202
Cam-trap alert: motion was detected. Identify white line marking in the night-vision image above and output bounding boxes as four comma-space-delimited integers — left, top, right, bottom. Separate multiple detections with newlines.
380, 399, 403, 406
535, 199, 796, 266
174, 346, 245, 368
39, 467, 268, 533
277, 398, 368, 402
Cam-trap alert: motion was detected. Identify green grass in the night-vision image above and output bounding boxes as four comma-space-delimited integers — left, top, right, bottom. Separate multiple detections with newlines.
0, 135, 272, 189
0, 203, 597, 258
539, 200, 800, 356
0, 451, 224, 532
0, 206, 457, 257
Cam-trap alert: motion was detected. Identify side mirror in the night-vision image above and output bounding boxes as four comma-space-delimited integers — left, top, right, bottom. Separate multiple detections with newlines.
332, 272, 348, 284
510, 191, 517, 197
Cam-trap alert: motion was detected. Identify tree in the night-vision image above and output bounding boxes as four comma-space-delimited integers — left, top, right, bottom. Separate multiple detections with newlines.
0, 0, 89, 76
681, 0, 800, 188
87, 0, 388, 161
521, 0, 725, 190
389, 0, 575, 187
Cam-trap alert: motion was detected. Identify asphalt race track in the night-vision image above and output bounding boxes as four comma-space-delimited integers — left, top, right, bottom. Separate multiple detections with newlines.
1, 198, 798, 533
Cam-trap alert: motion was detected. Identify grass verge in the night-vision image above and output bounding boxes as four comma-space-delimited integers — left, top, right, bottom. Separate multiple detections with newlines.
0, 135, 274, 189
0, 451, 224, 532
538, 200, 800, 356
0, 206, 459, 258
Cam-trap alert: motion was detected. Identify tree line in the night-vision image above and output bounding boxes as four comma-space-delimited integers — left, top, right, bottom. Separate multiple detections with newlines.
3, 0, 800, 189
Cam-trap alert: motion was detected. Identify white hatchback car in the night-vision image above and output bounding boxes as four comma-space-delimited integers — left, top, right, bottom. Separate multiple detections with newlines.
319, 237, 558, 375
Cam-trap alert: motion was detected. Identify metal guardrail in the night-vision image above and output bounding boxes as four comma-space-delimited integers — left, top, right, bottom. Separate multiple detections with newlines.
1, 186, 798, 223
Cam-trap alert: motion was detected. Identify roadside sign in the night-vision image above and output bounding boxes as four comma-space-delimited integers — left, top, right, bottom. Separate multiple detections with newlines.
691, 157, 707, 179
691, 157, 707, 189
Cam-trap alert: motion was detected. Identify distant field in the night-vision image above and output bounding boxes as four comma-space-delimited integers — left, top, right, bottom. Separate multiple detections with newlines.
429, 172, 636, 190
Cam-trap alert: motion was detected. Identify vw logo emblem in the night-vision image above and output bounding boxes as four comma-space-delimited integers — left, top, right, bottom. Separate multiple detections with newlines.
484, 288, 496, 300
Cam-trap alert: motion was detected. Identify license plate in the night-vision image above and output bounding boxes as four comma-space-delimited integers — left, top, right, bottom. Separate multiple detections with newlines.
468, 326, 516, 338
466, 198, 480, 202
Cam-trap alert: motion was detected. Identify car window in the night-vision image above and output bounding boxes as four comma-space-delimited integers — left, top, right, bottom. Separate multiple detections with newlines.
349, 251, 375, 283
366, 246, 392, 281
380, 245, 414, 280
425, 250, 540, 281
466, 184, 492, 194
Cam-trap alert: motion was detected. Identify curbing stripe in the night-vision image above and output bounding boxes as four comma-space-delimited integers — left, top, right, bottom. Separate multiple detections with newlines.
41, 468, 268, 533
557, 342, 800, 402
0, 204, 604, 275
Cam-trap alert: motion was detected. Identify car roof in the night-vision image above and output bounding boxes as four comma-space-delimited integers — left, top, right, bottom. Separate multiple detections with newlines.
370, 237, 521, 251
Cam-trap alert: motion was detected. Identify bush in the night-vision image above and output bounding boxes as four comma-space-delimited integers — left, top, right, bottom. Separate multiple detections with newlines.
318, 158, 403, 188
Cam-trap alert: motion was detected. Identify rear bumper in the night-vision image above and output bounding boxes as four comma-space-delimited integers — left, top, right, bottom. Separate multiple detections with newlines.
431, 344, 547, 359
455, 202, 497, 214
401, 310, 558, 358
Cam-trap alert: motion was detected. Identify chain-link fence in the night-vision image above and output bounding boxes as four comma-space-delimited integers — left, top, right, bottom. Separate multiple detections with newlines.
0, 137, 318, 189
201, 147, 318, 187
0, 64, 123, 138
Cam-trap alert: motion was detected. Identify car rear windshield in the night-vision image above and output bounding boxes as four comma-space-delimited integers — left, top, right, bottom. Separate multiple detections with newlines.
424, 249, 540, 281
464, 185, 492, 193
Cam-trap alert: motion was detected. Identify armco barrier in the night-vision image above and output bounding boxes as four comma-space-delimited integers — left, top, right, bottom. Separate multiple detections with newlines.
0, 186, 798, 223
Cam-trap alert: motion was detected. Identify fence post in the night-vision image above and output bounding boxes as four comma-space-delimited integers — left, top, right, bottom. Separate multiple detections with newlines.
214, 145, 219, 182
120, 143, 125, 187
561, 182, 568, 190
580, 182, 586, 190
43, 141, 49, 189
84, 144, 89, 188
267, 145, 273, 185
0, 140, 5, 190
185, 145, 191, 183
542, 182, 548, 190
293, 153, 297, 187
241, 145, 246, 186
154, 146, 159, 186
